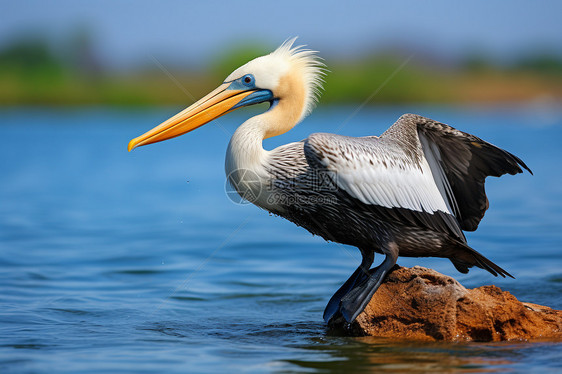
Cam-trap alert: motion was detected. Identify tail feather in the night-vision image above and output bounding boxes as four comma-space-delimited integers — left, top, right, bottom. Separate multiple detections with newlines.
450, 244, 514, 279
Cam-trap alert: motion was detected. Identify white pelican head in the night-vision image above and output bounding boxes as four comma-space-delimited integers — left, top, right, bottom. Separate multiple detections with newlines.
128, 38, 325, 151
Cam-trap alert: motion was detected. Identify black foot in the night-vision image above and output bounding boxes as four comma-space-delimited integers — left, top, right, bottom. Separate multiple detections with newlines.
338, 245, 398, 323
339, 265, 388, 322
323, 252, 373, 323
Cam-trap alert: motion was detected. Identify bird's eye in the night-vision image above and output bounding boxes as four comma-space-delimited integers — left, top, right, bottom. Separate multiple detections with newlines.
242, 74, 254, 86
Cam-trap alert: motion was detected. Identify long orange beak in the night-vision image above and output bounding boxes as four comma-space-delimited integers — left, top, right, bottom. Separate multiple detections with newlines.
128, 84, 254, 151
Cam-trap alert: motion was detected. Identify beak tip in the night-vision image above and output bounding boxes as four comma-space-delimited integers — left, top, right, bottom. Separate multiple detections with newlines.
128, 139, 138, 152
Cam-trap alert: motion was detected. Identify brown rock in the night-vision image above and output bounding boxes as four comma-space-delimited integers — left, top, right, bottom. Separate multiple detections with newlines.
330, 266, 562, 342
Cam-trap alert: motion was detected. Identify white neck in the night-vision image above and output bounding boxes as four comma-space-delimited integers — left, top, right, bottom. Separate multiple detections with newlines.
226, 115, 267, 176
224, 114, 270, 208
225, 105, 300, 210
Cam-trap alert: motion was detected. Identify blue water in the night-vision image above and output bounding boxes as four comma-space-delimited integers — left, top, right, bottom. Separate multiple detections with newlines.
0, 105, 561, 373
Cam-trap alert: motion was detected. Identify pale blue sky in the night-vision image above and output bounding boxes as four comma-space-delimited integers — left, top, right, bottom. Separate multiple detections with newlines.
3, 0, 561, 68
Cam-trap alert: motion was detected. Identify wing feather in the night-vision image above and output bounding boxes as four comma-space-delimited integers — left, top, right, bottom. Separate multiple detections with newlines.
384, 114, 532, 231
304, 132, 465, 240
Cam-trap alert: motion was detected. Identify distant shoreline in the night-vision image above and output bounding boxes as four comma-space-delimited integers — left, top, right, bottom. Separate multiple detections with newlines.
1, 39, 560, 107
0, 71, 560, 107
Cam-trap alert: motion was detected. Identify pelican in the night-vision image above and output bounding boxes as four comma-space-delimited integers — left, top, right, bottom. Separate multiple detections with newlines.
128, 39, 531, 324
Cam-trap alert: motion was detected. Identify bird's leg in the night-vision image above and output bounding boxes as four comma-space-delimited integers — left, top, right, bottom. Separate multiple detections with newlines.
340, 242, 398, 323
323, 250, 374, 323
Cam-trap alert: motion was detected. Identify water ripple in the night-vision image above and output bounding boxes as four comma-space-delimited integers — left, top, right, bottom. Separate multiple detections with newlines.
0, 107, 561, 373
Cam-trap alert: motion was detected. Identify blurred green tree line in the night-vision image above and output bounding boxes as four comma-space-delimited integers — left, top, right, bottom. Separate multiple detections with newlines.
0, 35, 560, 106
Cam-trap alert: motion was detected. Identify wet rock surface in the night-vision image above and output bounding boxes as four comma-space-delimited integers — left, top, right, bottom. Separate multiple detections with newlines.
329, 266, 562, 342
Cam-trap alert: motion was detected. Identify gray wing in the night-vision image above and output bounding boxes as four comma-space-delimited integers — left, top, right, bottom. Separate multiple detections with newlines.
304, 130, 466, 241
383, 114, 532, 231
